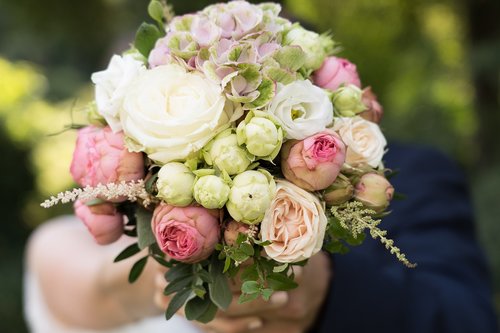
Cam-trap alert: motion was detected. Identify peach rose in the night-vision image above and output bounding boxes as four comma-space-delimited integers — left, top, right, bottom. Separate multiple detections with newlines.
281, 129, 346, 191
260, 180, 327, 263
152, 204, 221, 263
70, 126, 145, 188
74, 200, 124, 245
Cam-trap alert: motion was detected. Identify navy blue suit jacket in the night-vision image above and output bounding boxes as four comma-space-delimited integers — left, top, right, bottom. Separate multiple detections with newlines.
314, 144, 498, 333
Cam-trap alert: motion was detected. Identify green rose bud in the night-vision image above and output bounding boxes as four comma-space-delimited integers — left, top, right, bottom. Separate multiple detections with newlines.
227, 169, 276, 225
156, 162, 195, 206
193, 175, 230, 209
236, 111, 284, 161
332, 84, 367, 117
323, 176, 354, 206
204, 129, 252, 175
283, 24, 335, 71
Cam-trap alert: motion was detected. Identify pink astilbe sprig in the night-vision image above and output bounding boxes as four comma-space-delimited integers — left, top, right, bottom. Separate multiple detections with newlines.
40, 180, 154, 208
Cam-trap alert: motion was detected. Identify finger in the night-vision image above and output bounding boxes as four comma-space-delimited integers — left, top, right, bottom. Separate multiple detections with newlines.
222, 291, 288, 317
198, 316, 263, 333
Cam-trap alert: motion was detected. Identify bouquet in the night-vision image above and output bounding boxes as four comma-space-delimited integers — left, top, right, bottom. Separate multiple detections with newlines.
42, 0, 415, 323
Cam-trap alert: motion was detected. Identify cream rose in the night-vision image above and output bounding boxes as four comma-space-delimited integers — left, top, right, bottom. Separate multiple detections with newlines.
91, 54, 146, 132
267, 80, 333, 140
121, 64, 242, 164
332, 116, 386, 168
260, 180, 327, 263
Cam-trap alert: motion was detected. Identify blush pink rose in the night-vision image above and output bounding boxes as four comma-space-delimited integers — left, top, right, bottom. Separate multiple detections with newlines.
152, 204, 221, 263
360, 87, 384, 124
70, 126, 145, 189
313, 56, 361, 91
74, 200, 124, 245
354, 173, 394, 212
281, 129, 346, 191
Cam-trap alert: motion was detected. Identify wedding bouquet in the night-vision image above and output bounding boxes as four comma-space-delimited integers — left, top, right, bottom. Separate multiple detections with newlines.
42, 0, 415, 323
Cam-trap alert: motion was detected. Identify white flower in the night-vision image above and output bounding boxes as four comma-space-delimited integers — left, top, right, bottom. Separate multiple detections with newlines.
193, 175, 230, 209
91, 54, 145, 132
261, 180, 327, 263
121, 64, 242, 164
267, 80, 333, 140
204, 129, 252, 176
156, 162, 195, 207
226, 170, 276, 225
332, 116, 387, 168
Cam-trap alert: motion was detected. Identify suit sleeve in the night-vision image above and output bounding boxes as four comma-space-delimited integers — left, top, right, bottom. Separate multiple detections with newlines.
312, 145, 498, 333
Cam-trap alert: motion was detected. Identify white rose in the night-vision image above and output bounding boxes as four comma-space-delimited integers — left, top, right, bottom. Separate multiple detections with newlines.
261, 180, 327, 263
332, 116, 387, 168
91, 54, 145, 132
267, 80, 333, 140
121, 64, 243, 164
156, 162, 195, 207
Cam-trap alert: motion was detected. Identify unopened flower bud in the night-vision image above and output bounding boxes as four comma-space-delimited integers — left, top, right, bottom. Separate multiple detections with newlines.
156, 162, 195, 207
354, 173, 394, 212
332, 84, 366, 117
323, 177, 354, 206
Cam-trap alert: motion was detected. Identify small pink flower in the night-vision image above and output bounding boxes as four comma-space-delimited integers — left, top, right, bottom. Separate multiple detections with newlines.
354, 173, 394, 212
313, 56, 361, 91
360, 87, 384, 124
148, 37, 173, 68
223, 220, 250, 247
152, 204, 221, 263
281, 129, 346, 191
70, 126, 145, 190
74, 200, 124, 245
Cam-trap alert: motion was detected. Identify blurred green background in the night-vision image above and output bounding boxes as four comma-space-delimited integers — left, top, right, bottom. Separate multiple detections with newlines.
0, 0, 498, 331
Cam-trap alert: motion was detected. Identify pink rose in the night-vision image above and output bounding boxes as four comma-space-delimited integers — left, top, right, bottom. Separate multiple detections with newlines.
152, 204, 221, 263
354, 173, 394, 212
281, 129, 346, 191
70, 126, 145, 189
360, 87, 384, 124
223, 220, 250, 247
74, 200, 124, 245
313, 56, 361, 91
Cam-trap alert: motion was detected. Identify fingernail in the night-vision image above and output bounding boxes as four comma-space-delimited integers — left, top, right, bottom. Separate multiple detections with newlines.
270, 291, 288, 306
248, 318, 263, 330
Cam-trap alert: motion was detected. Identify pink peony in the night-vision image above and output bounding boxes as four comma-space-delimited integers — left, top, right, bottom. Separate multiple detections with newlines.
360, 87, 384, 124
152, 204, 221, 263
70, 126, 145, 189
281, 129, 346, 191
74, 200, 124, 245
354, 173, 394, 212
313, 56, 361, 91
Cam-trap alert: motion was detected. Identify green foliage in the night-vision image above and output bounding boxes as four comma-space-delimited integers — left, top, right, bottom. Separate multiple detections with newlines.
114, 243, 141, 263
136, 206, 155, 249
128, 256, 148, 283
135, 23, 163, 58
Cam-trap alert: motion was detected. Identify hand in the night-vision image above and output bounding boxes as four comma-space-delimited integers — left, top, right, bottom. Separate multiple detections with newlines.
154, 252, 332, 333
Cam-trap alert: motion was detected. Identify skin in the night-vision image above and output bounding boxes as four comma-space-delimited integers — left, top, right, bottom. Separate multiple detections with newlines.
27, 216, 331, 332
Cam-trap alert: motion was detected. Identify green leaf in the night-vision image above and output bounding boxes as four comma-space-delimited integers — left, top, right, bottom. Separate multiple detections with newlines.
193, 285, 207, 298
266, 273, 298, 291
241, 280, 260, 294
136, 206, 155, 250
114, 243, 141, 262
164, 276, 194, 295
238, 292, 259, 304
272, 263, 288, 273
223, 256, 231, 273
241, 264, 258, 281
148, 0, 164, 24
196, 302, 218, 323
165, 288, 195, 320
185, 296, 212, 321
145, 172, 158, 195
165, 263, 193, 282
208, 259, 232, 310
135, 23, 162, 58
151, 254, 171, 267
240, 243, 255, 256
260, 288, 274, 301
128, 256, 148, 283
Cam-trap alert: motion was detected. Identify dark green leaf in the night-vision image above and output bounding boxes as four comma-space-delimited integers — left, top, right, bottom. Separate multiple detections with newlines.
136, 206, 155, 249
241, 280, 259, 294
128, 256, 148, 283
196, 302, 218, 323
236, 232, 247, 245
266, 273, 298, 291
185, 296, 212, 321
208, 260, 232, 310
345, 232, 366, 246
165, 288, 194, 320
135, 23, 162, 58
223, 256, 231, 273
198, 269, 212, 283
240, 243, 255, 256
165, 263, 193, 282
151, 254, 172, 267
145, 171, 159, 195
241, 264, 258, 282
114, 243, 140, 263
164, 276, 194, 295
123, 228, 137, 237
230, 250, 249, 263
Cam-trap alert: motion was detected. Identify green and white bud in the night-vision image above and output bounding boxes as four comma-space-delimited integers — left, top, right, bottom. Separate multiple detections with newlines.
227, 169, 276, 225
193, 175, 230, 209
156, 162, 195, 207
332, 84, 366, 117
236, 111, 284, 161
204, 129, 252, 175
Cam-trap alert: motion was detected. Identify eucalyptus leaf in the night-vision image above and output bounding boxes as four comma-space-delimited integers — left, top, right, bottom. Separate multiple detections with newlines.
128, 256, 148, 283
196, 302, 218, 323
165, 288, 195, 320
166, 263, 193, 282
208, 260, 232, 310
185, 296, 212, 321
136, 206, 155, 249
114, 243, 140, 263
164, 276, 194, 295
